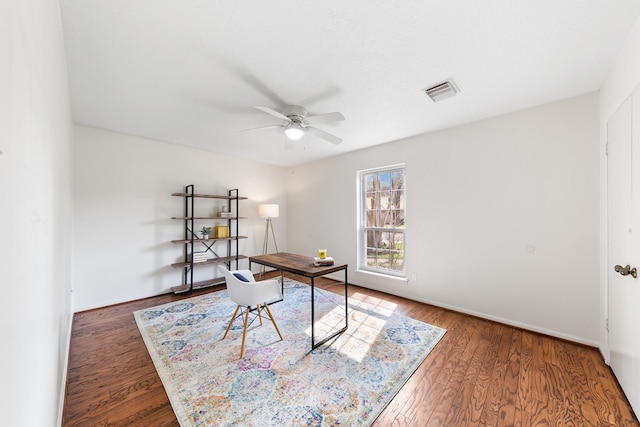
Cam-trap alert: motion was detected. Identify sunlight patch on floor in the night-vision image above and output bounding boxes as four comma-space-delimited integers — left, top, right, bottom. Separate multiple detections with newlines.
305, 292, 399, 362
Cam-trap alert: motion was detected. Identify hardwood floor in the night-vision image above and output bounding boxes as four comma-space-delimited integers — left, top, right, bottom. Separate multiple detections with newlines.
62, 274, 638, 426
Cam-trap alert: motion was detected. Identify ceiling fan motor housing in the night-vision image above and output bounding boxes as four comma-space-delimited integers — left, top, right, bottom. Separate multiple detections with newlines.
282, 105, 308, 122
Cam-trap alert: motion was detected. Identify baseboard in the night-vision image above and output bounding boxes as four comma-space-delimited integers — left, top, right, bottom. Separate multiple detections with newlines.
419, 297, 598, 347
74, 288, 175, 313
349, 279, 599, 348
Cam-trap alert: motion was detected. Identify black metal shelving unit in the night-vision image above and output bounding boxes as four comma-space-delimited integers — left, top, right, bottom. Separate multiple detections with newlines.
170, 185, 247, 293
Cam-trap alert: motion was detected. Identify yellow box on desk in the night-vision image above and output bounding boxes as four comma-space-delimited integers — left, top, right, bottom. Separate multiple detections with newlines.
214, 226, 229, 238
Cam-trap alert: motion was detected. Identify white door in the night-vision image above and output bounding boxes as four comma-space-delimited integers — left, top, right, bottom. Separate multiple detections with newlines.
607, 92, 640, 417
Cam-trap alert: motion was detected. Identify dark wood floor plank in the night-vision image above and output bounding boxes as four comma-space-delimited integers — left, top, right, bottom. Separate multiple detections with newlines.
497, 328, 523, 426
444, 322, 491, 426
477, 322, 509, 424
62, 273, 639, 426
425, 314, 485, 426
467, 321, 506, 425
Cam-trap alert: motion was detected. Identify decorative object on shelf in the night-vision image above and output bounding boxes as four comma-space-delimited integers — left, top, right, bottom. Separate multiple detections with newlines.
200, 226, 212, 240
218, 206, 233, 218
215, 225, 229, 238
317, 248, 327, 259
314, 256, 334, 266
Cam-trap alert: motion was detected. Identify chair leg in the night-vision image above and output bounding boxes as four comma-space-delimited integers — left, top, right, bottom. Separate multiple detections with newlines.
240, 306, 250, 358
263, 303, 283, 341
257, 304, 263, 325
223, 305, 240, 340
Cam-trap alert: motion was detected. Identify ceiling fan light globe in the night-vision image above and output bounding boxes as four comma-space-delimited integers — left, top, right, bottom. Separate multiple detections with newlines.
284, 125, 305, 140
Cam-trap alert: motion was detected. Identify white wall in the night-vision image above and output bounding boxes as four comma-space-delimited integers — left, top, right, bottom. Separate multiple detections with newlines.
599, 17, 640, 358
73, 125, 288, 311
288, 93, 600, 345
0, 1, 74, 426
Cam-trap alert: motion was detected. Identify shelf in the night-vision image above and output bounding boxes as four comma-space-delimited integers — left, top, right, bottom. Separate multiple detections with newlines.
171, 255, 248, 269
171, 236, 248, 244
171, 277, 226, 294
171, 186, 246, 294
171, 216, 248, 220
171, 192, 248, 200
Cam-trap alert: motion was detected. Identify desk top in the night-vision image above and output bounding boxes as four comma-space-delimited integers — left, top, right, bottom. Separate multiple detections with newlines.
249, 252, 347, 278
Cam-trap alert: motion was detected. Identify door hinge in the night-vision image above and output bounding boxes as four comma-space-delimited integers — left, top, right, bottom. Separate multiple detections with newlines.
605, 141, 609, 156
606, 318, 610, 332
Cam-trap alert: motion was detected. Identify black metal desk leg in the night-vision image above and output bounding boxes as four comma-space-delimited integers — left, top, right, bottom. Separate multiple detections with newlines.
344, 269, 348, 328
311, 277, 315, 348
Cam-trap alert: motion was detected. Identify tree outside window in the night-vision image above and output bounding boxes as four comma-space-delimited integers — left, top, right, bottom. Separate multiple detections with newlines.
360, 166, 405, 275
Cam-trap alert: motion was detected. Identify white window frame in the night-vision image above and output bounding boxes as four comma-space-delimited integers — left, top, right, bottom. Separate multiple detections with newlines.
357, 164, 406, 278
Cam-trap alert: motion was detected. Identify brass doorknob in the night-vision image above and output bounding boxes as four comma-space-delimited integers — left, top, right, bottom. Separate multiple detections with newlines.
614, 264, 637, 278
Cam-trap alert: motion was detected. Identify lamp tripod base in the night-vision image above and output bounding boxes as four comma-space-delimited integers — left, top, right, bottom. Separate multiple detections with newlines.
260, 218, 278, 278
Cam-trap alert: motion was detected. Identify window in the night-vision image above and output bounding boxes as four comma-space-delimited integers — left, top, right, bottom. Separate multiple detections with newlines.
358, 165, 405, 276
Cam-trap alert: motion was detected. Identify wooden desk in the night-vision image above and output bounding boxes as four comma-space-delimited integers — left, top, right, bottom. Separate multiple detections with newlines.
249, 252, 348, 350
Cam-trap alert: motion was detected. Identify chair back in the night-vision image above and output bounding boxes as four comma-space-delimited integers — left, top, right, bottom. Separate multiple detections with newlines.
218, 266, 252, 306
218, 266, 281, 307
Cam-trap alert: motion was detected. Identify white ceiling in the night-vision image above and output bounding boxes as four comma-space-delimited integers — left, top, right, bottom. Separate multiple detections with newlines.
60, 1, 640, 167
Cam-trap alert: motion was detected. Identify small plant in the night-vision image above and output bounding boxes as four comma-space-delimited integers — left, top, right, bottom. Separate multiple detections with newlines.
200, 226, 212, 237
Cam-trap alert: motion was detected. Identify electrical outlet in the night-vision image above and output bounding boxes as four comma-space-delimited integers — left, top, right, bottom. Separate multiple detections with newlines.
411, 273, 418, 281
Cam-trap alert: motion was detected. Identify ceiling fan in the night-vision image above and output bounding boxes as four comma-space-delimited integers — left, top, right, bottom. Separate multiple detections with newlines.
239, 105, 345, 144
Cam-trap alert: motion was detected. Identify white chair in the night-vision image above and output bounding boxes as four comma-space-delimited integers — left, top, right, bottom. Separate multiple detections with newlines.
218, 265, 283, 358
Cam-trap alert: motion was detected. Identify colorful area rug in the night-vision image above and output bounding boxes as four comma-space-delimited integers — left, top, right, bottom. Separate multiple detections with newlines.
134, 280, 446, 426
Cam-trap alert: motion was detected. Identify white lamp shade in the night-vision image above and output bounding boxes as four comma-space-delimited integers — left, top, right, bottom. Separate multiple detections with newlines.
258, 203, 279, 218
284, 124, 305, 140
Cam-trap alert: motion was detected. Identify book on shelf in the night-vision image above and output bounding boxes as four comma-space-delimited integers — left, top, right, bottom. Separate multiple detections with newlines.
313, 256, 334, 266
192, 251, 208, 263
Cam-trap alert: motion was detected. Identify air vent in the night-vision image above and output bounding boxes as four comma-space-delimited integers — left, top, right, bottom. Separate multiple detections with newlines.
424, 79, 459, 102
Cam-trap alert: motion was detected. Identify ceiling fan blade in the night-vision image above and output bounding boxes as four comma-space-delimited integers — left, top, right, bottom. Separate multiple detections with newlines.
254, 106, 291, 122
304, 111, 345, 124
237, 125, 283, 133
306, 126, 342, 144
